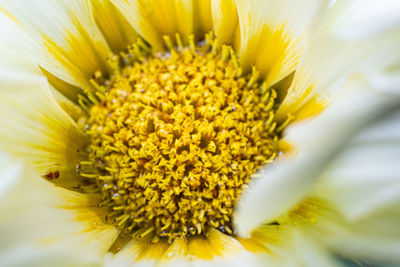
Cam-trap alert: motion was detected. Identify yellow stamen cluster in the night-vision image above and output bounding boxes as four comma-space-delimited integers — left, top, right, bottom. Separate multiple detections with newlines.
82, 40, 281, 241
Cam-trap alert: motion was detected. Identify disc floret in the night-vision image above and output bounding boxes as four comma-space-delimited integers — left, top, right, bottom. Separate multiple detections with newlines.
80, 37, 282, 241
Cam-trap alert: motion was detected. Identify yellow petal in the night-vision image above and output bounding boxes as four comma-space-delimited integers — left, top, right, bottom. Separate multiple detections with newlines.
91, 0, 138, 53
107, 229, 280, 267
193, 0, 213, 37
112, 0, 196, 50
186, 229, 244, 260
211, 0, 239, 45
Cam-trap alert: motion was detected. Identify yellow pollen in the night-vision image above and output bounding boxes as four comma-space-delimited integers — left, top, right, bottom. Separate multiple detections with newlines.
80, 37, 283, 241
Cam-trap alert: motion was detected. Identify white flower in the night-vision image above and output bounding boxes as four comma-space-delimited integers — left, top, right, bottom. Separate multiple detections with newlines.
0, 0, 399, 266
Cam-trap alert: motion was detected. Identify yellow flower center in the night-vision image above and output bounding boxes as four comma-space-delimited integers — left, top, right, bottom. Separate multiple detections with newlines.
79, 37, 283, 242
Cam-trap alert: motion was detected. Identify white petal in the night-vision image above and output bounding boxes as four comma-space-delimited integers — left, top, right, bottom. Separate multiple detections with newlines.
321, 0, 361, 32
0, 12, 83, 119
234, 83, 400, 237
314, 214, 400, 263
368, 70, 400, 96
1, 0, 111, 90
286, 230, 341, 267
1, 245, 100, 267
277, 10, 400, 121
0, 12, 45, 91
0, 153, 102, 266
329, 0, 400, 41
316, 109, 400, 221
0, 80, 86, 190
235, 0, 329, 86
0, 153, 22, 201
0, 51, 44, 93
358, 28, 400, 96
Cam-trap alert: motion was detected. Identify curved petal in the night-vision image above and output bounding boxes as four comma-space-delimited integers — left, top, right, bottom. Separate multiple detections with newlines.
285, 230, 341, 267
0, 79, 86, 190
328, 0, 400, 41
234, 82, 400, 237
0, 153, 104, 266
312, 212, 400, 264
0, 12, 45, 90
316, 110, 400, 221
235, 0, 329, 86
1, 0, 112, 91
277, 1, 400, 121
0, 12, 84, 107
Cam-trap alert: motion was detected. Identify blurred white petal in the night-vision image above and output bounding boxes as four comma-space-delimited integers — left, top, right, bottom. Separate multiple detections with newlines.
330, 0, 400, 41
0, 152, 101, 266
317, 110, 400, 221
235, 82, 400, 237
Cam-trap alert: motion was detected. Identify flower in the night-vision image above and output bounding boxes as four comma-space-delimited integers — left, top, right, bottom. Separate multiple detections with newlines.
0, 0, 399, 266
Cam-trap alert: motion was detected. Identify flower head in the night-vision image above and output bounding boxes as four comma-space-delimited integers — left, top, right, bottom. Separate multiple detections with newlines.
0, 0, 400, 266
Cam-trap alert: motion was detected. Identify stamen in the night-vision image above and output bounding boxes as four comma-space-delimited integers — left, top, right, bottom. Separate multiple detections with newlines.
80, 37, 286, 242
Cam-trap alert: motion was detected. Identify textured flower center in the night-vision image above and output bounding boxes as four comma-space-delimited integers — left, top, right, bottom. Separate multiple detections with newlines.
80, 38, 282, 242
